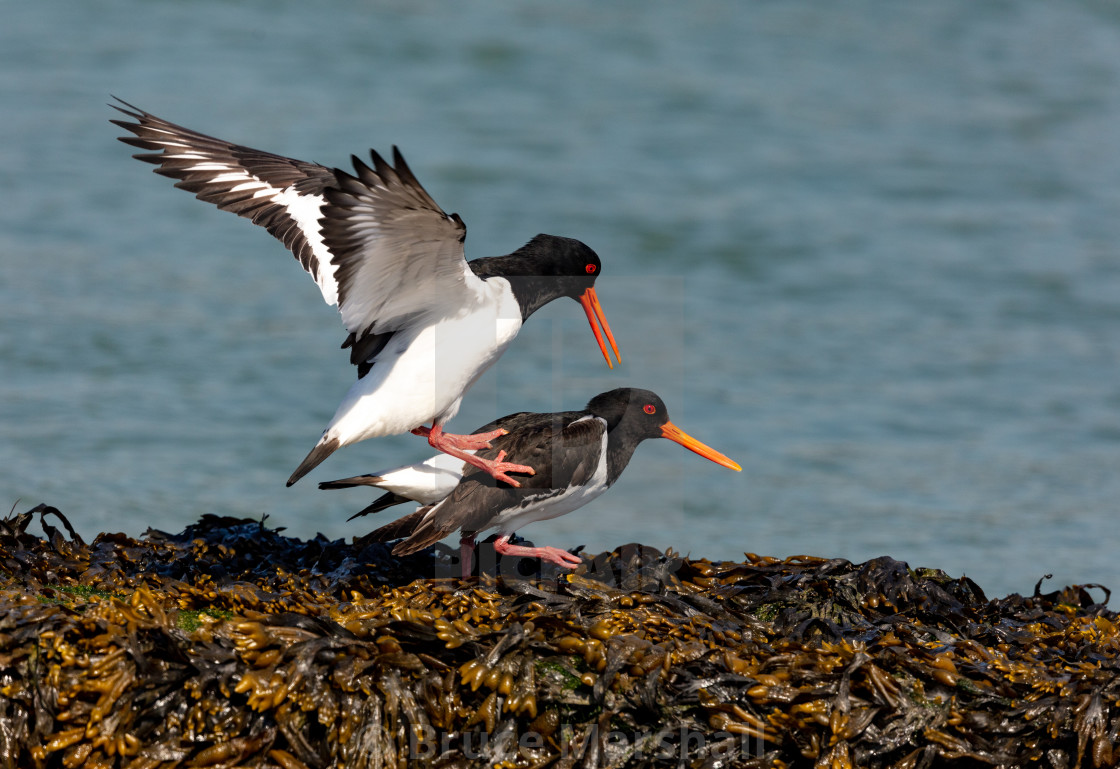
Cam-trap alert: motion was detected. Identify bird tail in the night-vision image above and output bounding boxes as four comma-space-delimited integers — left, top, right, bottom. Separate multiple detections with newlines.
345, 492, 411, 521
390, 505, 458, 556
319, 474, 385, 490
364, 507, 430, 544
287, 435, 342, 486
318, 475, 415, 520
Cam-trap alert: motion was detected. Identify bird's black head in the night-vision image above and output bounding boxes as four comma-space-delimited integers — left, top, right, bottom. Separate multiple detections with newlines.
587, 388, 669, 440
475, 234, 620, 367
587, 387, 742, 471
511, 234, 602, 297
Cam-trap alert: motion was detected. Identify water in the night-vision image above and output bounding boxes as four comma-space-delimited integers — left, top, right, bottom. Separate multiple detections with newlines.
3, 0, 1120, 597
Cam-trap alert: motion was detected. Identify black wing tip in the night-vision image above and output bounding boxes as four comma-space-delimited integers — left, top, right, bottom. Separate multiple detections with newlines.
364, 507, 430, 545
108, 97, 157, 152
108, 94, 138, 111
107, 96, 150, 125
368, 148, 395, 181
342, 148, 414, 190
345, 491, 406, 521
342, 153, 375, 184
391, 145, 422, 187
390, 534, 430, 556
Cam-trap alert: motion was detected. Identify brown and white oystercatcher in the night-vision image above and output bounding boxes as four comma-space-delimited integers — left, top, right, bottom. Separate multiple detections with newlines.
110, 99, 620, 487
320, 388, 741, 576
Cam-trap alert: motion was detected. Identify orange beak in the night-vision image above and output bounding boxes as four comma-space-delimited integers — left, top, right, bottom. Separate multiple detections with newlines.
578, 286, 621, 369
660, 421, 742, 471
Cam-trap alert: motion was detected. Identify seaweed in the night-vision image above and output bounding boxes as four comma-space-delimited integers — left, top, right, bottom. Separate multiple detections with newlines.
1, 504, 1117, 768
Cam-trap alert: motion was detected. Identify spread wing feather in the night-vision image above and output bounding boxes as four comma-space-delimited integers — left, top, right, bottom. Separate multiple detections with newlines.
112, 98, 477, 374
111, 98, 340, 303
321, 148, 472, 338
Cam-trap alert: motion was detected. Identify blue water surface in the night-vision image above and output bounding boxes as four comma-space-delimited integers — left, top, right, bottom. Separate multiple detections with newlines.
3, 1, 1120, 597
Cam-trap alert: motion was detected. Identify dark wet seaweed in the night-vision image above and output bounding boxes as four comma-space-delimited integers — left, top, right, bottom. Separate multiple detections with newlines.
2, 504, 1118, 768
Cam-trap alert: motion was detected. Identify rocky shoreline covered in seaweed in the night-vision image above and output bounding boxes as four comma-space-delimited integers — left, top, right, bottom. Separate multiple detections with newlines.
1, 504, 1117, 768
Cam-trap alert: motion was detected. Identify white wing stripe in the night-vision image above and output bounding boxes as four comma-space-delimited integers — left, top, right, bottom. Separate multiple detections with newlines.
179, 161, 234, 170
114, 101, 348, 314
231, 182, 268, 193
274, 187, 338, 306
115, 105, 481, 361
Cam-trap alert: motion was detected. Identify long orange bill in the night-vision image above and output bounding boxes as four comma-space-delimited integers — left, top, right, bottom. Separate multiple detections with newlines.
578, 286, 621, 369
660, 422, 742, 471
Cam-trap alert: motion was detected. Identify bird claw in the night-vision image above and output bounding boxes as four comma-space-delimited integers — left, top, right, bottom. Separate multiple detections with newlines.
450, 430, 505, 451
482, 452, 536, 487
418, 426, 508, 452
494, 537, 582, 569
420, 425, 532, 486
536, 547, 584, 569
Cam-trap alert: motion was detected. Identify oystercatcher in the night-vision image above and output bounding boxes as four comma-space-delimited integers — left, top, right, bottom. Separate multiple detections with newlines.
111, 99, 620, 487
320, 388, 741, 576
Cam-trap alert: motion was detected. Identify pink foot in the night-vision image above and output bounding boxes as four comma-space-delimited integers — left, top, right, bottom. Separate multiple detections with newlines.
494, 534, 582, 570
411, 425, 508, 452
413, 424, 535, 487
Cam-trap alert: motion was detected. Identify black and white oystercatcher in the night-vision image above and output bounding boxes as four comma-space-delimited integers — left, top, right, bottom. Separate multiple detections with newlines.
111, 99, 620, 487
320, 388, 741, 576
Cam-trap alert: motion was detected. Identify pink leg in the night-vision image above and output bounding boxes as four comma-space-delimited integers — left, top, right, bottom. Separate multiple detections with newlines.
459, 534, 476, 579
493, 534, 582, 570
411, 425, 508, 452
412, 424, 535, 487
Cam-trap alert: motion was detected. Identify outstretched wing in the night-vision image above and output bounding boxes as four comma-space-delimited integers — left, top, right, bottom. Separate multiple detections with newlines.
111, 98, 341, 303
322, 147, 473, 340
391, 413, 605, 554
112, 98, 477, 374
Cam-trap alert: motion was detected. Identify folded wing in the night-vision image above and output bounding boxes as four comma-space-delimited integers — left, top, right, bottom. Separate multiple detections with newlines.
387, 414, 605, 553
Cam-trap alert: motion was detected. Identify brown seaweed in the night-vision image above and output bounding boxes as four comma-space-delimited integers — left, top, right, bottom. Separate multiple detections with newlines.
2, 503, 1119, 768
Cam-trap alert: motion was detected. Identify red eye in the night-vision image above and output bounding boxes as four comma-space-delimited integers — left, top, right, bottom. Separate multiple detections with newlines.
643, 404, 656, 414
585, 264, 597, 274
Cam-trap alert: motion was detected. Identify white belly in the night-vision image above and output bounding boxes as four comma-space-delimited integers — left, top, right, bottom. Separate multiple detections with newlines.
324, 279, 522, 445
